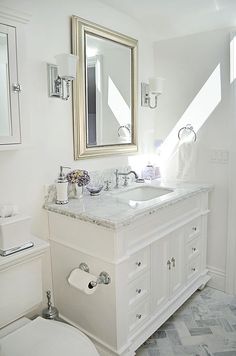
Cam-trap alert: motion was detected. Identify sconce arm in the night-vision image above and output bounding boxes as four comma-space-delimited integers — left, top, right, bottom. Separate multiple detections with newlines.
148, 95, 158, 109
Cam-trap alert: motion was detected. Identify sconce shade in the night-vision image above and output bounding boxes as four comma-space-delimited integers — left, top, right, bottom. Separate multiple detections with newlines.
149, 77, 165, 94
55, 54, 78, 80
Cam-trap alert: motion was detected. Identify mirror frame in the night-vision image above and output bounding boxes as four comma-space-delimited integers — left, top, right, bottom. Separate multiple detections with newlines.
71, 15, 138, 159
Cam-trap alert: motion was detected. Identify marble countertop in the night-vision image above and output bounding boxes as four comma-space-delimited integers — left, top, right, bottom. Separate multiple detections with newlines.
44, 180, 212, 230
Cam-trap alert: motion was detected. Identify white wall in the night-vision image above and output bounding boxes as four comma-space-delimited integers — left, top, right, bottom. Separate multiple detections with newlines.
0, 0, 156, 238
154, 28, 234, 290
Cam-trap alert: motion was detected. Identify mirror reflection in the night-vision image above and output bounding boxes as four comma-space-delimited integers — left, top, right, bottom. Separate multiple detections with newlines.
86, 33, 132, 147
0, 32, 11, 137
72, 16, 138, 159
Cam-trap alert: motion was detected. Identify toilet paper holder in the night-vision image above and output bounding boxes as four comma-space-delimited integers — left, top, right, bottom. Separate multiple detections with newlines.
79, 262, 111, 286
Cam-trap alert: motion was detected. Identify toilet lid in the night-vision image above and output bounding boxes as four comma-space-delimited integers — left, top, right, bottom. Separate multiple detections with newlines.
0, 317, 99, 356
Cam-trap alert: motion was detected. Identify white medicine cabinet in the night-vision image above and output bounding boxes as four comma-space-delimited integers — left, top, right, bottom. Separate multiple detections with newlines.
0, 5, 30, 148
0, 23, 21, 145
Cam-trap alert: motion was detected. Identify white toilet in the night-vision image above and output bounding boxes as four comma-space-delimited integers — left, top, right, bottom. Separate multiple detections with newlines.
0, 237, 99, 356
0, 316, 99, 356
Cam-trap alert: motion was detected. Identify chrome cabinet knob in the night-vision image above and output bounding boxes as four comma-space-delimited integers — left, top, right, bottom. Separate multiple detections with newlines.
191, 267, 196, 272
136, 314, 142, 319
167, 260, 171, 270
171, 257, 176, 268
192, 247, 197, 252
136, 261, 142, 267
192, 226, 197, 231
136, 288, 142, 294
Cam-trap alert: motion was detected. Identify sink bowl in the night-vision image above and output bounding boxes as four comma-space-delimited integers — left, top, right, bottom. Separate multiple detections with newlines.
117, 185, 173, 202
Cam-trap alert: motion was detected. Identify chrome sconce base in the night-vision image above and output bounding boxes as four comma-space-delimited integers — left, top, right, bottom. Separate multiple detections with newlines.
47, 63, 72, 101
141, 82, 159, 109
141, 77, 164, 109
141, 82, 150, 107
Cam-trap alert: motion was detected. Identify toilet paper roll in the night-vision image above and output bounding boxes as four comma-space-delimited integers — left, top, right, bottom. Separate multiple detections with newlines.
68, 268, 98, 295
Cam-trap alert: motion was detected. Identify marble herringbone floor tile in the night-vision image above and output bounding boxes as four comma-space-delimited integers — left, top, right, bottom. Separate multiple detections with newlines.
136, 287, 236, 356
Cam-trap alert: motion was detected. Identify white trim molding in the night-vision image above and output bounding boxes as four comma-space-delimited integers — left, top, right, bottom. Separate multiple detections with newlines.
226, 31, 236, 295
0, 5, 31, 24
207, 265, 226, 291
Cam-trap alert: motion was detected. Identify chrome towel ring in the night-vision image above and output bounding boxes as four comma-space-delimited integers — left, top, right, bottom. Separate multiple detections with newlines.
118, 124, 131, 137
178, 124, 197, 142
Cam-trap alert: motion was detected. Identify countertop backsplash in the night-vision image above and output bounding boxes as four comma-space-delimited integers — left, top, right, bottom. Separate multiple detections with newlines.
44, 166, 134, 204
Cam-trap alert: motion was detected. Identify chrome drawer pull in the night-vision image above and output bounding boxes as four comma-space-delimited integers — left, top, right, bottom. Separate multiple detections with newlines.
192, 226, 197, 231
192, 247, 197, 252
136, 313, 142, 320
136, 288, 142, 294
171, 257, 176, 268
191, 267, 196, 272
167, 260, 171, 270
136, 261, 142, 267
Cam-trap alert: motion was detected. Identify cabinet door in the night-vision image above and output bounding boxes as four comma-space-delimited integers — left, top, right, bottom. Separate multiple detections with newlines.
169, 229, 185, 296
0, 24, 21, 145
151, 237, 169, 311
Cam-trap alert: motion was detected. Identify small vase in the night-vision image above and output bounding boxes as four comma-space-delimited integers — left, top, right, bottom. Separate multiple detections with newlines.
69, 183, 83, 199
76, 185, 83, 198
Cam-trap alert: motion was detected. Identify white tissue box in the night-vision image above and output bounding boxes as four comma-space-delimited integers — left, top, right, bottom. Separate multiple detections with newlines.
0, 215, 31, 251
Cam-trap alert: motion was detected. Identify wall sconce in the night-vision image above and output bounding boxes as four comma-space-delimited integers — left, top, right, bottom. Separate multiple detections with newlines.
47, 54, 78, 100
141, 77, 165, 109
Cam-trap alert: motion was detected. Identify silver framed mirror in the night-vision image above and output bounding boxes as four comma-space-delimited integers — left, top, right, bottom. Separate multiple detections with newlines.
72, 16, 138, 159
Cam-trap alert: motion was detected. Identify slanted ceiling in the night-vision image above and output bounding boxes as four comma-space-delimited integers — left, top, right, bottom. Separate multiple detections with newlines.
98, 0, 236, 40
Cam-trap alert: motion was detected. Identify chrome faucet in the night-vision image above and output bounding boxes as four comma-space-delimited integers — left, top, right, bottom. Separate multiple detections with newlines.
114, 170, 144, 188
114, 169, 119, 189
127, 170, 139, 179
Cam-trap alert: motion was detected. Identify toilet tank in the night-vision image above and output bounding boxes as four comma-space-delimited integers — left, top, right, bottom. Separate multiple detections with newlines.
0, 238, 49, 328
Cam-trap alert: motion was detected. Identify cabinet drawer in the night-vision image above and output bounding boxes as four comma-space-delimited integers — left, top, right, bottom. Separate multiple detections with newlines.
128, 272, 150, 307
128, 298, 150, 333
187, 255, 201, 280
128, 247, 150, 281
186, 236, 201, 261
186, 217, 201, 242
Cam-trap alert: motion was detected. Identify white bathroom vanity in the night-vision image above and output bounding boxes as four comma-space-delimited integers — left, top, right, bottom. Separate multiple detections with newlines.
45, 181, 211, 356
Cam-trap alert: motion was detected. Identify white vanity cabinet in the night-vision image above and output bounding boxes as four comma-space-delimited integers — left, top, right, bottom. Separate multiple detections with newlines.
47, 188, 210, 356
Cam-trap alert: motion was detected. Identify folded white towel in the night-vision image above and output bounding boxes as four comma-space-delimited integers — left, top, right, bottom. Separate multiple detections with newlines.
0, 205, 18, 218
177, 141, 197, 181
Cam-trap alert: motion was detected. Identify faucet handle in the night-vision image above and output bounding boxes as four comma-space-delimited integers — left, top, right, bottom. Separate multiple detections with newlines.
114, 169, 119, 189
104, 180, 112, 191
122, 176, 129, 187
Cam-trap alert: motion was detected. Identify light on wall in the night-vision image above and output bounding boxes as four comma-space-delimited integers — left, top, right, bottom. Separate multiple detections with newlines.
47, 54, 78, 100
141, 77, 165, 109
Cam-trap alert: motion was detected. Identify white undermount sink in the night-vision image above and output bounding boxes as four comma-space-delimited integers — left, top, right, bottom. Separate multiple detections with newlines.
116, 185, 173, 202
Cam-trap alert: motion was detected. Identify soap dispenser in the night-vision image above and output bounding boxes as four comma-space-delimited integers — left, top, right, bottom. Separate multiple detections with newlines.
56, 166, 70, 205
142, 162, 155, 180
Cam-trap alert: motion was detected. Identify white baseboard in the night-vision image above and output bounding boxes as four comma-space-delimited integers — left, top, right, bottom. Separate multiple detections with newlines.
207, 265, 226, 291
